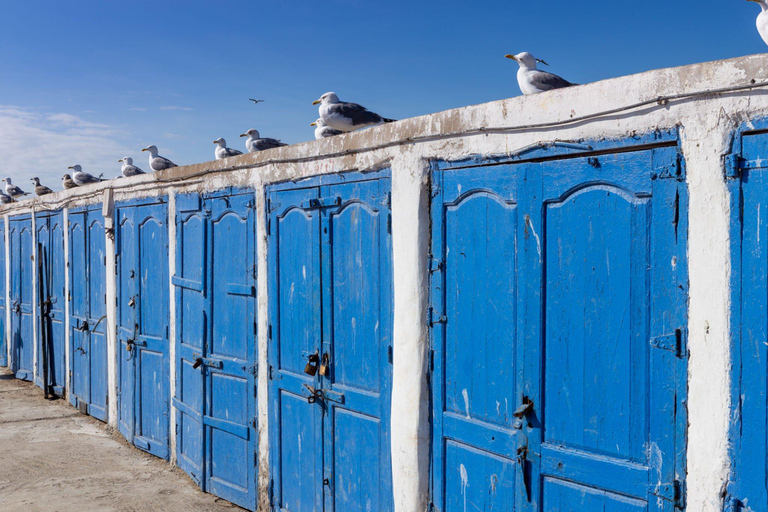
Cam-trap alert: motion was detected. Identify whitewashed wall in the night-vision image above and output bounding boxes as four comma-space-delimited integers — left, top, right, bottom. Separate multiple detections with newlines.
5, 53, 768, 512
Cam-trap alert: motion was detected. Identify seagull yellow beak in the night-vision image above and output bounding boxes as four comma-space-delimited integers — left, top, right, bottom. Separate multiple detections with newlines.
310, 122, 317, 126
118, 159, 123, 162
312, 99, 321, 105
212, 140, 217, 144
239, 133, 247, 137
67, 166, 74, 169
141, 148, 148, 152
505, 54, 517, 61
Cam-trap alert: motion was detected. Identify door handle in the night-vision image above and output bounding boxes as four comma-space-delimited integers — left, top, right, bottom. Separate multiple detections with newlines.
192, 357, 203, 370
128, 297, 136, 307
75, 321, 89, 332
513, 398, 534, 430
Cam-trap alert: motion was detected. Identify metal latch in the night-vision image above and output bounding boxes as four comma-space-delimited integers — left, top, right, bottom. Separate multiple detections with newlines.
651, 329, 686, 357
301, 196, 341, 209
648, 480, 682, 508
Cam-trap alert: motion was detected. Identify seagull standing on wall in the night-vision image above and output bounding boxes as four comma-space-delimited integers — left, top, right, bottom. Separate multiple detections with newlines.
311, 118, 344, 139
240, 129, 287, 152
213, 138, 244, 160
3, 178, 28, 199
0, 190, 13, 203
62, 174, 78, 189
68, 165, 102, 186
119, 157, 145, 177
313, 92, 396, 132
748, 0, 768, 46
142, 145, 178, 171
505, 52, 576, 95
31, 177, 53, 196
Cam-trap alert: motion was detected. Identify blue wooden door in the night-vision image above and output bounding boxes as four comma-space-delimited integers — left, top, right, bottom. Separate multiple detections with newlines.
727, 130, 768, 509
0, 220, 6, 368
268, 174, 393, 512
117, 200, 170, 459
35, 212, 66, 396
431, 144, 687, 511
69, 208, 108, 420
173, 191, 258, 509
10, 217, 33, 381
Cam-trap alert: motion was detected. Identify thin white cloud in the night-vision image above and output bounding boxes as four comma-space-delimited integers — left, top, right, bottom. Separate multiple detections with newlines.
0, 105, 131, 186
159, 106, 193, 111
129, 107, 147, 112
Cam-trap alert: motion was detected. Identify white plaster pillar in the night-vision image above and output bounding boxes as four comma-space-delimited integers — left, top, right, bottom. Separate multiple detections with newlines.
103, 190, 119, 427
63, 208, 70, 399
168, 190, 178, 464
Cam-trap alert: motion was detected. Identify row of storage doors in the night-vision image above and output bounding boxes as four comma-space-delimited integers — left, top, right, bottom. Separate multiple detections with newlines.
0, 138, 691, 511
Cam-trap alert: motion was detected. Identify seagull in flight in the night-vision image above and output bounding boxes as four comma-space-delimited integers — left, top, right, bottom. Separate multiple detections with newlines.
313, 92, 396, 132
31, 177, 53, 196
142, 145, 178, 171
505, 52, 576, 95
748, 0, 768, 46
240, 129, 288, 152
2, 177, 28, 199
213, 138, 244, 160
249, 99, 264, 105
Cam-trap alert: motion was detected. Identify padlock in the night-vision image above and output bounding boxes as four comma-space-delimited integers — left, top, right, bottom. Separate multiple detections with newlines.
304, 352, 320, 376
318, 353, 329, 376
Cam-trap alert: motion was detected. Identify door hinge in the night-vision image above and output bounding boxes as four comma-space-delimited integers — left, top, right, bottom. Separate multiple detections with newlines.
648, 480, 683, 508
651, 328, 686, 358
429, 258, 444, 273
253, 320, 257, 336
725, 154, 743, 179
268, 324, 272, 339
268, 365, 274, 380
243, 364, 257, 376
654, 156, 685, 181
266, 217, 271, 236
428, 307, 446, 326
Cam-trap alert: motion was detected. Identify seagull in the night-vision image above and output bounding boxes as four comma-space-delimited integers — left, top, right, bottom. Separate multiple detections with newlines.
142, 145, 178, 171
2, 177, 28, 199
748, 0, 768, 46
67, 165, 103, 186
119, 157, 146, 177
311, 118, 344, 139
213, 138, 244, 160
62, 174, 79, 189
505, 52, 576, 95
0, 190, 13, 204
249, 99, 264, 105
31, 177, 53, 196
313, 92, 396, 132
240, 129, 288, 152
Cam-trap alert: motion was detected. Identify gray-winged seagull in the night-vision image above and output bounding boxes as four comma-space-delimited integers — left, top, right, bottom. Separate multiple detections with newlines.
313, 92, 396, 132
505, 52, 576, 95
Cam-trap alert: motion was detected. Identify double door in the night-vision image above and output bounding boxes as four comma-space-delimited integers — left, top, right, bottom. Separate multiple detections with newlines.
69, 208, 108, 420
117, 200, 170, 458
9, 217, 33, 381
173, 191, 257, 509
36, 212, 66, 396
268, 174, 394, 511
430, 146, 688, 511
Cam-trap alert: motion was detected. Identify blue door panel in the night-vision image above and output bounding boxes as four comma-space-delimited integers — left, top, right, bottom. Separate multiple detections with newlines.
173, 191, 257, 509
116, 200, 170, 459
431, 144, 687, 511
10, 218, 34, 381
268, 174, 393, 511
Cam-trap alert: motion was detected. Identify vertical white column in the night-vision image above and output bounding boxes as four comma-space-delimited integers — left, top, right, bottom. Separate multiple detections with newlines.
682, 122, 732, 511
390, 155, 431, 512
4, 215, 10, 367
168, 190, 178, 465
31, 210, 38, 384
63, 208, 70, 399
103, 190, 118, 427
254, 174, 270, 511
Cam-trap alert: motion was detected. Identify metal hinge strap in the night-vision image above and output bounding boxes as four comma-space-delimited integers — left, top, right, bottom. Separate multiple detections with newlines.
651, 328, 686, 357
648, 480, 681, 505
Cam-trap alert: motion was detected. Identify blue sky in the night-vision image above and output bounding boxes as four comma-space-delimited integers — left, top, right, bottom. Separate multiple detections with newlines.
0, 0, 764, 186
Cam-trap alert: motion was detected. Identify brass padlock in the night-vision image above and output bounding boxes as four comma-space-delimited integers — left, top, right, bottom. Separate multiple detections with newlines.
304, 352, 320, 376
318, 353, 329, 376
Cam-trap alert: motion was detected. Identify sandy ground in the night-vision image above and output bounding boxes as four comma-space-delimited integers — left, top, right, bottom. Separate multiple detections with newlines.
0, 367, 244, 512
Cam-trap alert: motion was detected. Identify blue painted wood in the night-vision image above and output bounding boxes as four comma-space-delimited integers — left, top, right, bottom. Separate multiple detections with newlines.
10, 217, 34, 382
268, 172, 394, 511
116, 199, 170, 459
35, 211, 66, 396
430, 143, 687, 511
727, 128, 768, 509
174, 190, 258, 509
68, 207, 108, 421
0, 220, 6, 368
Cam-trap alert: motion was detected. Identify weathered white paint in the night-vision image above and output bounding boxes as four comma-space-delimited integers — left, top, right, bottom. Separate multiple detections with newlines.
3, 53, 767, 511
4, 215, 10, 367
63, 208, 70, 400
30, 211, 37, 384
104, 190, 118, 427
167, 190, 177, 463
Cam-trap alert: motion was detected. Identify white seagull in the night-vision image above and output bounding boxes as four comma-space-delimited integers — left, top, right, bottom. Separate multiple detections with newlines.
3, 177, 28, 199
142, 145, 178, 171
119, 157, 146, 177
505, 52, 576, 95
31, 177, 53, 196
748, 0, 768, 46
213, 138, 244, 160
240, 129, 288, 152
313, 92, 396, 132
67, 165, 103, 186
311, 118, 344, 140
